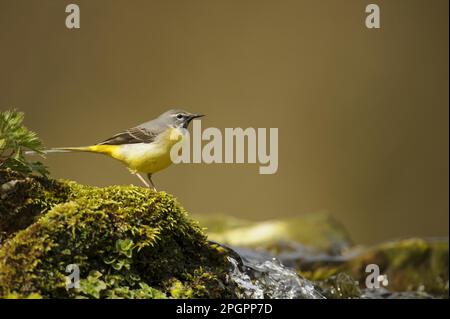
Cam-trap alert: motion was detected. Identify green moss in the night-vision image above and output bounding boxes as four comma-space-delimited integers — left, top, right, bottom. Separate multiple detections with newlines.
299, 238, 449, 297
314, 272, 361, 299
0, 169, 234, 298
344, 238, 449, 296
0, 168, 69, 240
195, 213, 353, 255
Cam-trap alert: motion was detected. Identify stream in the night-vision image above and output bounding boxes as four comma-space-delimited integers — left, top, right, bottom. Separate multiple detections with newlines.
223, 245, 443, 299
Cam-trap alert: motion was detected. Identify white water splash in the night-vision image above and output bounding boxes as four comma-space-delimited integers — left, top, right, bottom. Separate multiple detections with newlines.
227, 257, 325, 299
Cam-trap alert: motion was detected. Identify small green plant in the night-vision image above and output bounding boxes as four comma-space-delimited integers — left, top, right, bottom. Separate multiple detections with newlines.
0, 109, 48, 176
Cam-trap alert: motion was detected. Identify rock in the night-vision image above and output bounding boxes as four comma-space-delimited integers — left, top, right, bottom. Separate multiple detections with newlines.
315, 272, 361, 299
0, 169, 235, 299
343, 238, 448, 296
0, 168, 70, 241
195, 213, 353, 255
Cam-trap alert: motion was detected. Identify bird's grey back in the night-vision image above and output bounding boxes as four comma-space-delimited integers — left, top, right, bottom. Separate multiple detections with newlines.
97, 109, 187, 146
98, 115, 170, 145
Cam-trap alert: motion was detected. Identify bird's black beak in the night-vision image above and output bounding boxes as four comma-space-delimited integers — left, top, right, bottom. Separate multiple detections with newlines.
190, 114, 205, 119
184, 114, 205, 128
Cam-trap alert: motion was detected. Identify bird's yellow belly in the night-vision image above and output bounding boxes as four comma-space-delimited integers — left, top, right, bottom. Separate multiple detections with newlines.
110, 128, 184, 174
117, 144, 173, 173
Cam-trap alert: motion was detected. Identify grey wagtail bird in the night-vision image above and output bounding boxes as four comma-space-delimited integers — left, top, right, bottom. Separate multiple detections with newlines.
29, 109, 204, 190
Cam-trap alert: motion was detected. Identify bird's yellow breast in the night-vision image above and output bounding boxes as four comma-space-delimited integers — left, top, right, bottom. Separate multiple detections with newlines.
94, 127, 184, 174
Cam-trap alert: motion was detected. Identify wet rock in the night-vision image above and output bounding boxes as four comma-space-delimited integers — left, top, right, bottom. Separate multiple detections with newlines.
344, 238, 448, 296
294, 238, 448, 297
315, 272, 361, 299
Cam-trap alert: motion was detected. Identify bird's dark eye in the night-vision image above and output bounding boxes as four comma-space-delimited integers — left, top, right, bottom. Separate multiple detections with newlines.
176, 114, 184, 119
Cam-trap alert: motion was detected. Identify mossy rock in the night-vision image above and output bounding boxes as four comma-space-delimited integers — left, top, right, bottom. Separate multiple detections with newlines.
299, 238, 449, 297
195, 213, 353, 255
346, 238, 448, 296
0, 169, 235, 299
315, 272, 362, 299
0, 168, 70, 241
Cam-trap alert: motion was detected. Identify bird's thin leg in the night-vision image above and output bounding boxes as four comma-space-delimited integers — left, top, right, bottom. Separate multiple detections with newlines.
133, 172, 151, 188
147, 173, 157, 191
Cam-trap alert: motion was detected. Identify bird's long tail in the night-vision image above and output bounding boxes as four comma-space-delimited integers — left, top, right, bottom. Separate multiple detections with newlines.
25, 145, 114, 156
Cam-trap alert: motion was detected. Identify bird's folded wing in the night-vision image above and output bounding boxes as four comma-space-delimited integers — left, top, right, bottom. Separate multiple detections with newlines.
98, 126, 158, 145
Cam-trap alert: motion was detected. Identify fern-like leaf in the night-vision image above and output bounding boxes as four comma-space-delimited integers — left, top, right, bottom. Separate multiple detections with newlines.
0, 109, 49, 176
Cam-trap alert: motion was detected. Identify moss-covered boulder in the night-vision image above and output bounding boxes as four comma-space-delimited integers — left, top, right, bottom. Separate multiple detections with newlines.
314, 272, 362, 299
0, 169, 234, 299
195, 213, 353, 255
0, 168, 70, 241
299, 238, 449, 297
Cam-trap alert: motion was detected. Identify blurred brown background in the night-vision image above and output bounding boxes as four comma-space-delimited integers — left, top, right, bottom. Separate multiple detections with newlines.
0, 0, 448, 244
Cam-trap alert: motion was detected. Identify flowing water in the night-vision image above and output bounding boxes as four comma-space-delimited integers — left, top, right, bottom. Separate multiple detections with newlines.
227, 256, 325, 299
224, 245, 325, 299
222, 244, 444, 299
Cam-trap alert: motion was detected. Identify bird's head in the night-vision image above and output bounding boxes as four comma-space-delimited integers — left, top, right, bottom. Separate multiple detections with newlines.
159, 109, 204, 129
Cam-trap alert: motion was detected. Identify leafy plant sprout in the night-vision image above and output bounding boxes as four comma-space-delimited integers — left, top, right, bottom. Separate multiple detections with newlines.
0, 109, 48, 176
